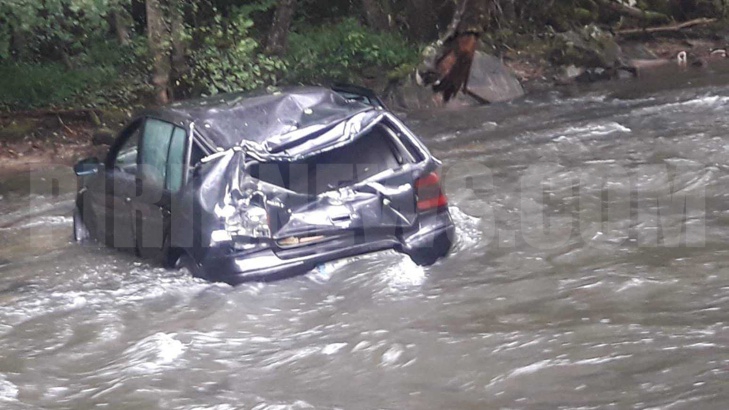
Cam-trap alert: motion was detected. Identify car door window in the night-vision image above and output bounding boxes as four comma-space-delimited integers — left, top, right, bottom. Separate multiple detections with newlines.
140, 119, 175, 189
166, 127, 187, 192
114, 125, 141, 173
140, 118, 190, 193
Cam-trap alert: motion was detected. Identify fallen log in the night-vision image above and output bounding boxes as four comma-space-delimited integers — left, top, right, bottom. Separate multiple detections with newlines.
616, 17, 718, 36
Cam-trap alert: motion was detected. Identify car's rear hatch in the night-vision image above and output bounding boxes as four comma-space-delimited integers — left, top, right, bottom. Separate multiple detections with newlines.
191, 90, 447, 262
245, 116, 426, 256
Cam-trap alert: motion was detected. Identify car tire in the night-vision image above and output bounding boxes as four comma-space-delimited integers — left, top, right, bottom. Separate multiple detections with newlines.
179, 253, 206, 280
409, 251, 440, 266
160, 235, 183, 270
407, 229, 453, 266
73, 207, 90, 242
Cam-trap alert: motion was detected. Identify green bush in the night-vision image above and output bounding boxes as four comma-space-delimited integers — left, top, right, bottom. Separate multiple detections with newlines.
0, 38, 152, 111
185, 9, 287, 96
0, 0, 118, 61
286, 18, 419, 84
0, 63, 115, 110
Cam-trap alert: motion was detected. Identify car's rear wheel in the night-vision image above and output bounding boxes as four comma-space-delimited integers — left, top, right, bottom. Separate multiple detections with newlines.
73, 207, 90, 242
161, 234, 183, 269
409, 251, 440, 266
407, 228, 453, 266
179, 253, 206, 280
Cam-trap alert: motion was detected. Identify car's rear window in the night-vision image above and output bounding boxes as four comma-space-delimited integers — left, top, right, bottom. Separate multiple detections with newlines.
248, 125, 407, 195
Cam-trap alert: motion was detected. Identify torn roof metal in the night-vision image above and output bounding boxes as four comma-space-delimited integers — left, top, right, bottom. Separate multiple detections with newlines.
166, 87, 375, 150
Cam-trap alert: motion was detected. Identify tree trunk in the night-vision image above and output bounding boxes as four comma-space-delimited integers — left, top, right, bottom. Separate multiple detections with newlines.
458, 0, 491, 34
417, 0, 493, 101
10, 27, 29, 61
169, 0, 188, 98
362, 0, 391, 31
146, 0, 170, 105
404, 0, 440, 42
265, 0, 297, 56
496, 0, 516, 26
111, 8, 131, 46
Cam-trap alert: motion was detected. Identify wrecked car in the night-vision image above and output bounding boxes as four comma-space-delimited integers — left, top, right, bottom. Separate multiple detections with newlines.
73, 86, 455, 284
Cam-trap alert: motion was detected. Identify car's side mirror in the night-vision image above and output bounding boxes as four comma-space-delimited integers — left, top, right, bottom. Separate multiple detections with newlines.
74, 157, 100, 176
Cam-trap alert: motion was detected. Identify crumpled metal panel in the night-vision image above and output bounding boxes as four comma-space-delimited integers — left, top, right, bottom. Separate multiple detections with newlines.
176, 117, 421, 251
167, 88, 444, 273
168, 87, 373, 149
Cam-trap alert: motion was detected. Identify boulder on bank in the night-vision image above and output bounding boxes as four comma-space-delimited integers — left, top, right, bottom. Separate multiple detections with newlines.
392, 50, 524, 109
464, 52, 525, 103
548, 24, 658, 84
549, 25, 623, 69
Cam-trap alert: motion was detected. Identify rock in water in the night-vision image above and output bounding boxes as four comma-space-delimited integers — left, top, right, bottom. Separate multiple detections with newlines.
465, 52, 525, 103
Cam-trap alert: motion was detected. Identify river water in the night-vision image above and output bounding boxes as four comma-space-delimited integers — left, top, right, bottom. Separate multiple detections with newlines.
2, 65, 729, 409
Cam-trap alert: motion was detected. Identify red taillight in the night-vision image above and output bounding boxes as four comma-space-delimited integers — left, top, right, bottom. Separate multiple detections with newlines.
415, 171, 448, 211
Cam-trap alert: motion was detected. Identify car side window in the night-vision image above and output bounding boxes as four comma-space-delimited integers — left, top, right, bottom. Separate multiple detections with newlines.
140, 119, 175, 190
140, 118, 189, 193
113, 123, 142, 173
189, 142, 205, 168
166, 127, 187, 192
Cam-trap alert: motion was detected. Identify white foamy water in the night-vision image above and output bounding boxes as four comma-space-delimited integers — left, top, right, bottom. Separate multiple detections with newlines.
551, 121, 632, 141
633, 94, 729, 115
3, 74, 729, 409
0, 375, 18, 403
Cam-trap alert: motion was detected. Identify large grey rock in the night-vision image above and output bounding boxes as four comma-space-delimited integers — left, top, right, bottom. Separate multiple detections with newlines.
465, 52, 525, 103
385, 74, 485, 110
619, 42, 670, 74
550, 25, 622, 69
385, 75, 442, 110
620, 43, 659, 61
387, 51, 524, 109
554, 65, 587, 85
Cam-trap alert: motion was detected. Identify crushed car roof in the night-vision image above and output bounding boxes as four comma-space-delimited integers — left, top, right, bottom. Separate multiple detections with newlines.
165, 87, 375, 149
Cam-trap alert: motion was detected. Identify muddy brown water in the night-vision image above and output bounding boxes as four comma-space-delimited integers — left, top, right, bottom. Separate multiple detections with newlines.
3, 65, 729, 409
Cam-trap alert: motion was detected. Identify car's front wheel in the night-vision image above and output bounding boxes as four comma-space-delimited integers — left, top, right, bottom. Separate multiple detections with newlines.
179, 253, 207, 280
73, 207, 90, 242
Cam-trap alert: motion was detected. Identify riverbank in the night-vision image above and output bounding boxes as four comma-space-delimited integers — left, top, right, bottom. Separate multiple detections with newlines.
2, 24, 728, 172
0, 111, 119, 173
501, 21, 729, 91
4, 58, 729, 409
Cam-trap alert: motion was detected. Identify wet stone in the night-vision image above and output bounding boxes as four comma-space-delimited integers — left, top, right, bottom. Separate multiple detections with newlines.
465, 52, 525, 103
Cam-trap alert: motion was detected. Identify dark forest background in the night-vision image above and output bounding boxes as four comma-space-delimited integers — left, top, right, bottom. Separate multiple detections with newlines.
1, 0, 726, 110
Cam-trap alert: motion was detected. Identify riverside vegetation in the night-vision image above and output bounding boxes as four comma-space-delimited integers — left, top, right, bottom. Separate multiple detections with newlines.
1, 0, 728, 165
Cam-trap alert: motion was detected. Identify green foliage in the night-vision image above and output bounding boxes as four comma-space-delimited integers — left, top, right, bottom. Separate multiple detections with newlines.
185, 8, 287, 95
0, 63, 112, 109
0, 0, 127, 61
286, 18, 419, 84
237, 0, 277, 16
0, 39, 150, 110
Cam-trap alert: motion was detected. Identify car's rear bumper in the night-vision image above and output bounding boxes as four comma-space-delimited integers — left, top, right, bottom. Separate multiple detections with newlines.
200, 213, 455, 285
